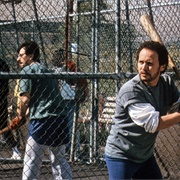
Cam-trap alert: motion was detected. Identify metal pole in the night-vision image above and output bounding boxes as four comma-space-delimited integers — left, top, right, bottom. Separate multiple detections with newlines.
11, 0, 19, 47
75, 0, 80, 67
90, 0, 100, 163
115, 0, 121, 92
94, 0, 100, 163
67, 0, 77, 162
146, 0, 155, 25
0, 33, 3, 59
64, 0, 74, 61
31, 20, 35, 40
31, 0, 47, 66
125, 0, 133, 73
90, 0, 95, 164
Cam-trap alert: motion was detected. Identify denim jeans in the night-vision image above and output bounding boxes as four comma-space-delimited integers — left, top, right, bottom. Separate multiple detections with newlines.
105, 154, 162, 180
66, 100, 75, 140
22, 136, 72, 180
66, 100, 81, 150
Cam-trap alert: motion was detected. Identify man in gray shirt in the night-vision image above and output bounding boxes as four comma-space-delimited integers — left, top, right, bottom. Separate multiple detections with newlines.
105, 41, 180, 180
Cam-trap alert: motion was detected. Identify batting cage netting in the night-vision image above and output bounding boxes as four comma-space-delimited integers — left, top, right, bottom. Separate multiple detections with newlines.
0, 0, 179, 179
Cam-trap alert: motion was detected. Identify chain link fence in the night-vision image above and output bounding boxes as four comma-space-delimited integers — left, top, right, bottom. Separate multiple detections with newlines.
0, 0, 179, 179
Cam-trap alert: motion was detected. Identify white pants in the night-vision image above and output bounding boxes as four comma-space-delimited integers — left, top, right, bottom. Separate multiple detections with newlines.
22, 136, 72, 180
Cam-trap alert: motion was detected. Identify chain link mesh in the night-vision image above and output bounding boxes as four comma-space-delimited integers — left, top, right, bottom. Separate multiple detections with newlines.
0, 0, 179, 179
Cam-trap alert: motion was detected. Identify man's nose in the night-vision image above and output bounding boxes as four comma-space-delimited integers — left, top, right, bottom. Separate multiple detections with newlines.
142, 63, 148, 70
17, 56, 20, 61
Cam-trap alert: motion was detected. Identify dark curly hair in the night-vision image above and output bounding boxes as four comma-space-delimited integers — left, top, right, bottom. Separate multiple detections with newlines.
17, 41, 40, 63
136, 41, 168, 73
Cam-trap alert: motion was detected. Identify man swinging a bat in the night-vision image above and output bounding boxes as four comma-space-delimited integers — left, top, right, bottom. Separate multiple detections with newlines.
105, 41, 180, 180
0, 41, 72, 179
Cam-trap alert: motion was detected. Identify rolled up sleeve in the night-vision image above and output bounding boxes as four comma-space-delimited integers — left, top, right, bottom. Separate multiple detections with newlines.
128, 103, 160, 133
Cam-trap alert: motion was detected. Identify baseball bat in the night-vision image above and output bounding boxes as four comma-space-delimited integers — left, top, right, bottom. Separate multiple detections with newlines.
0, 116, 26, 134
140, 14, 180, 80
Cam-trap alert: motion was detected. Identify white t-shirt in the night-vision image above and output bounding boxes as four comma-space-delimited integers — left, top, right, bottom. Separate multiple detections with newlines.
53, 67, 75, 100
128, 103, 159, 133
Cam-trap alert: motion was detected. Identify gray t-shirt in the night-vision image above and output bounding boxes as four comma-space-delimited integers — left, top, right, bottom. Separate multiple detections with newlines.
105, 74, 179, 163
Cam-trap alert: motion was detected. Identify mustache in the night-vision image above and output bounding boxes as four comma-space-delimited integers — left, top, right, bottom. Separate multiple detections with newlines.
140, 70, 150, 76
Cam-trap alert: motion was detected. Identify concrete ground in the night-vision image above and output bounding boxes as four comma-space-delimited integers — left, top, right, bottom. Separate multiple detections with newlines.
0, 146, 108, 180
0, 161, 108, 180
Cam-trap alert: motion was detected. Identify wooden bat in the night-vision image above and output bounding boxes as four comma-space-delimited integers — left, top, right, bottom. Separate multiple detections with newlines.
0, 116, 26, 134
140, 14, 180, 80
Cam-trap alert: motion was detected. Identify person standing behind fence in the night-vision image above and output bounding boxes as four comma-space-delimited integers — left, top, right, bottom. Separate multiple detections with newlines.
0, 58, 22, 160
51, 49, 76, 151
0, 41, 72, 179
65, 58, 89, 162
51, 49, 89, 156
105, 41, 180, 180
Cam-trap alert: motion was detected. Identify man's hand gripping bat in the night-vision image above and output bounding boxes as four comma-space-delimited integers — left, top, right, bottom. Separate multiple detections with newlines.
0, 116, 26, 134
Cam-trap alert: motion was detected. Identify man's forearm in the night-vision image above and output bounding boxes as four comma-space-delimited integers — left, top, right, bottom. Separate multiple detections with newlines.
156, 112, 180, 131
0, 93, 30, 134
0, 116, 26, 134
18, 93, 30, 118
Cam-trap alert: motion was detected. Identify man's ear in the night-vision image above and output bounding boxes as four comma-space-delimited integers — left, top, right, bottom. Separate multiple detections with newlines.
29, 54, 34, 61
160, 64, 166, 72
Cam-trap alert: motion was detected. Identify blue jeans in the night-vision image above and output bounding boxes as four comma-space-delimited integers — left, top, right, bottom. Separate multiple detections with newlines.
67, 100, 75, 140
105, 154, 162, 180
